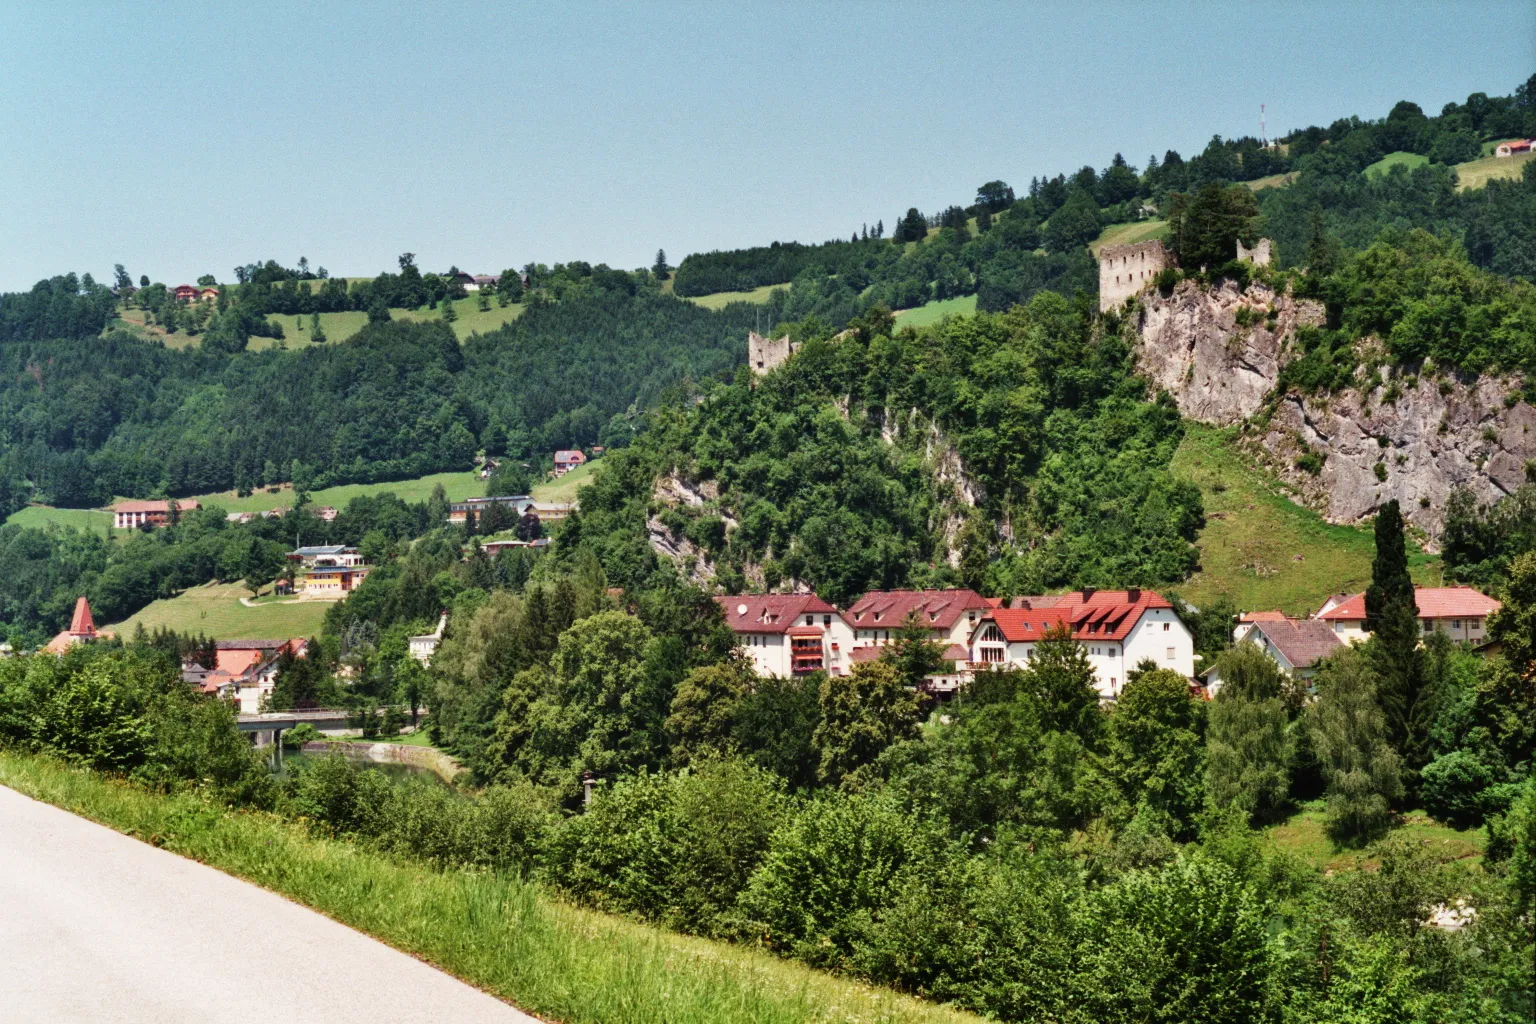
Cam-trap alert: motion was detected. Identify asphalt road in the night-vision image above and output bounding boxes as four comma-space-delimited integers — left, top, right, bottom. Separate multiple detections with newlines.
0, 784, 537, 1023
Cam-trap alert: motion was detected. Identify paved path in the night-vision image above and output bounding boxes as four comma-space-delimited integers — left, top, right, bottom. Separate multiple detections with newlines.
0, 784, 536, 1023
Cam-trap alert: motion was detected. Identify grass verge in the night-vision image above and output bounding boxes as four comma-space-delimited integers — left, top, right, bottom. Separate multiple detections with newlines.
0, 751, 978, 1024
107, 581, 333, 640
1089, 220, 1169, 256
1263, 798, 1485, 873
1171, 424, 1440, 614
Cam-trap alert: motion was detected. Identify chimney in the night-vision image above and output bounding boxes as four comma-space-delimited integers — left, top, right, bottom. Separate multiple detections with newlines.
1127, 587, 1141, 603
1080, 587, 1096, 601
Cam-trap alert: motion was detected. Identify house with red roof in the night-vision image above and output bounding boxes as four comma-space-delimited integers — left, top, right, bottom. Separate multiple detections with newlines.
113, 499, 200, 530
173, 284, 200, 302
182, 638, 307, 713
1205, 616, 1344, 694
713, 594, 855, 677
968, 588, 1194, 698
44, 597, 102, 654
1316, 586, 1500, 645
843, 588, 991, 693
552, 450, 586, 477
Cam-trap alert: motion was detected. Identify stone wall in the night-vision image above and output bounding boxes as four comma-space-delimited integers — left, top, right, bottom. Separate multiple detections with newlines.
748, 331, 796, 375
1098, 240, 1170, 311
1236, 237, 1273, 267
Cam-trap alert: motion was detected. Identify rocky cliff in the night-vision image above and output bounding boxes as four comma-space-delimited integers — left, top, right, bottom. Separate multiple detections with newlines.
1133, 278, 1534, 542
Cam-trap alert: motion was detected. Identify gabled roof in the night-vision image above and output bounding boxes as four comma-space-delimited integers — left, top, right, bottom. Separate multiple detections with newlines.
553, 450, 586, 462
1053, 588, 1173, 642
291, 545, 349, 557
1240, 611, 1288, 623
113, 499, 201, 514
982, 607, 1071, 642
714, 594, 840, 635
1317, 586, 1501, 621
846, 589, 990, 630
1250, 618, 1343, 669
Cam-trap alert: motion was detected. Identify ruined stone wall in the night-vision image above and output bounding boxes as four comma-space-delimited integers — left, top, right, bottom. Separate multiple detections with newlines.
748, 331, 796, 374
1237, 237, 1273, 267
1098, 240, 1169, 311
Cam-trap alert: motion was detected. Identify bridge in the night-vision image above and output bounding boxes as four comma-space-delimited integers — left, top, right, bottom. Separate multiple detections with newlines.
237, 709, 355, 764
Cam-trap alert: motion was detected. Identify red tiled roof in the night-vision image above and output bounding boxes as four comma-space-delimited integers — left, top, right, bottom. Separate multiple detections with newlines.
1250, 618, 1343, 669
553, 450, 586, 463
112, 499, 201, 514
1052, 589, 1174, 642
940, 644, 968, 662
714, 594, 839, 635
848, 646, 882, 662
985, 607, 1071, 642
69, 596, 95, 636
1316, 586, 1500, 621
1240, 611, 1288, 623
846, 589, 990, 630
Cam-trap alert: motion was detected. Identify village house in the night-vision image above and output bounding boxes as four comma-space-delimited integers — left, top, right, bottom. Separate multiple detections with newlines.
113, 499, 201, 530
845, 588, 991, 693
479, 537, 551, 556
182, 639, 307, 714
447, 270, 476, 290
314, 506, 339, 522
301, 566, 370, 598
200, 286, 219, 301
714, 594, 856, 677
173, 284, 200, 302
1204, 613, 1344, 694
408, 612, 449, 666
226, 511, 256, 524
1316, 585, 1500, 645
1494, 139, 1533, 158
532, 501, 574, 524
968, 588, 1195, 699
446, 494, 532, 525
552, 450, 586, 477
44, 597, 101, 654
468, 274, 499, 292
287, 544, 365, 569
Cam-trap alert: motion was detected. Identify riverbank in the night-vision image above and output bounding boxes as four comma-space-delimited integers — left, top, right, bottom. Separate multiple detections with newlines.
299, 739, 463, 783
0, 751, 978, 1024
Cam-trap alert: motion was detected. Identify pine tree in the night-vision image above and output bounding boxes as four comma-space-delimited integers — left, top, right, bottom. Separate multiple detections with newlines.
652, 249, 668, 281
1365, 500, 1430, 777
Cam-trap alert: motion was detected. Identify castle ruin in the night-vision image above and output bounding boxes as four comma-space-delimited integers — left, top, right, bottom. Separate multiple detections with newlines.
748, 331, 797, 375
1236, 237, 1273, 267
1098, 240, 1170, 312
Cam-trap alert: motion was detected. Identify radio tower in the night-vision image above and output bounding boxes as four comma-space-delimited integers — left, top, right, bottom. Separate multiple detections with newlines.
1260, 103, 1268, 147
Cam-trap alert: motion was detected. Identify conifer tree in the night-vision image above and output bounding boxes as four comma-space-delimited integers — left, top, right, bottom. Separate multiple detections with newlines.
1366, 500, 1430, 777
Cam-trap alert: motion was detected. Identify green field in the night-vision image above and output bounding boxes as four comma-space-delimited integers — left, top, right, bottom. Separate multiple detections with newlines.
892, 294, 978, 328
1264, 800, 1484, 873
4, 505, 114, 533
1171, 424, 1439, 616
1090, 219, 1169, 256
683, 284, 783, 310
108, 581, 332, 640
1454, 148, 1534, 190
0, 752, 977, 1024
248, 310, 371, 352
393, 295, 525, 341
1364, 151, 1430, 178
530, 459, 597, 504
1245, 171, 1297, 191
177, 469, 484, 515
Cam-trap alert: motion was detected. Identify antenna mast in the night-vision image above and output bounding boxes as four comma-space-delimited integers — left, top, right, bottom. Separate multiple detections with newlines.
1260, 103, 1267, 147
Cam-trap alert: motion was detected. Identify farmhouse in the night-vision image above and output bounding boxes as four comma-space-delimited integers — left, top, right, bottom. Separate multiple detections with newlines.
288, 544, 364, 569
182, 638, 307, 714
1495, 139, 1533, 158
200, 286, 219, 301
173, 284, 200, 302
553, 450, 586, 476
479, 537, 551, 556
714, 594, 856, 678
1317, 586, 1500, 645
446, 494, 532, 524
969, 588, 1194, 699
114, 499, 201, 530
301, 566, 370, 598
468, 274, 499, 291
532, 501, 573, 524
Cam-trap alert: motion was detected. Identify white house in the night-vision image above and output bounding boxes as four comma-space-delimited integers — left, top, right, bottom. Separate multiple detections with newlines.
1316, 586, 1500, 645
409, 612, 448, 666
968, 588, 1195, 699
1205, 613, 1343, 694
714, 594, 856, 677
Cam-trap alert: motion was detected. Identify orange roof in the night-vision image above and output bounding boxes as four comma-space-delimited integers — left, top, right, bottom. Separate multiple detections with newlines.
112, 499, 201, 514
1240, 611, 1288, 623
983, 589, 1174, 644
985, 607, 1071, 642
68, 596, 95, 637
714, 594, 839, 635
1316, 586, 1500, 621
847, 589, 990, 630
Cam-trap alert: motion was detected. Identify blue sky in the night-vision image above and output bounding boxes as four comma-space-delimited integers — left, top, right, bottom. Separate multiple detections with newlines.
1, 1, 1531, 290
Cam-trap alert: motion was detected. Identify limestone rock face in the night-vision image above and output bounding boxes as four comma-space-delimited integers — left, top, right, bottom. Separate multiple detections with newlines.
1132, 278, 1533, 545
1135, 278, 1323, 426
1254, 376, 1536, 541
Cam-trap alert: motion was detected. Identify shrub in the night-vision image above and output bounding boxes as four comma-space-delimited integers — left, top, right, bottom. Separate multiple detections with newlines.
1420, 748, 1501, 829
1374, 462, 1389, 482
1295, 451, 1325, 475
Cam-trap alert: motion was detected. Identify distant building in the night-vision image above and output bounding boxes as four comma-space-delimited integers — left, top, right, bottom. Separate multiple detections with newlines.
1316, 586, 1500, 645
182, 638, 307, 714
1098, 240, 1170, 311
446, 494, 532, 524
1236, 237, 1273, 267
552, 450, 586, 477
1494, 139, 1533, 158
114, 499, 201, 530
847, 588, 992, 694
1205, 615, 1343, 694
748, 331, 797, 375
287, 545, 364, 568
301, 566, 370, 598
468, 274, 499, 291
531, 501, 573, 524
408, 613, 448, 666
714, 594, 856, 677
447, 271, 475, 290
173, 284, 200, 302
44, 597, 100, 655
314, 506, 339, 522
969, 588, 1195, 699
479, 537, 550, 556
199, 286, 220, 301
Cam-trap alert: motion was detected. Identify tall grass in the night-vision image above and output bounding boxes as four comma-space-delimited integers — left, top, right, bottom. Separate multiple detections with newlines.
0, 751, 977, 1024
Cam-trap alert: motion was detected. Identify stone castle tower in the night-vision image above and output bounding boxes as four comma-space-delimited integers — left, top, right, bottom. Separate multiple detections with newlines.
1098, 240, 1170, 311
1236, 237, 1272, 267
747, 331, 797, 375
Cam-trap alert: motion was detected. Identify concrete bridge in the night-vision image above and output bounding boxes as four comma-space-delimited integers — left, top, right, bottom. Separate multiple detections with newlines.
237, 709, 354, 765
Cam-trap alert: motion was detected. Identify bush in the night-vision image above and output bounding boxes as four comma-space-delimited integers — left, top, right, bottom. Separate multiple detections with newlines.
1420, 748, 1502, 829
1295, 451, 1325, 475
1374, 461, 1388, 482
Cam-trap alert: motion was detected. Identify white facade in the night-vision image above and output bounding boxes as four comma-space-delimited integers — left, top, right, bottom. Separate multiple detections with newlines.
970, 606, 1194, 700
1324, 615, 1490, 646
738, 609, 856, 677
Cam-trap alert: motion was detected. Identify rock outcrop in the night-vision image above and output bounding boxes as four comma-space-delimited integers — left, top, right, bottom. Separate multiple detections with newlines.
1132, 277, 1533, 543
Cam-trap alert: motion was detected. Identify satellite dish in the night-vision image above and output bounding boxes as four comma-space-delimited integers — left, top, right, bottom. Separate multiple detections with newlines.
736, 603, 749, 615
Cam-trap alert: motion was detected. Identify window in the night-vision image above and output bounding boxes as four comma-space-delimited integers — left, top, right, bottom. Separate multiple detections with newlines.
1163, 622, 1170, 631
1110, 677, 1116, 688
980, 647, 1004, 663
1166, 647, 1175, 660
823, 615, 831, 627
1453, 620, 1462, 630
805, 615, 813, 626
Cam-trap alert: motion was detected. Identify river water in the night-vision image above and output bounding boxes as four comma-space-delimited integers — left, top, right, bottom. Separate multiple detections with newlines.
271, 748, 451, 786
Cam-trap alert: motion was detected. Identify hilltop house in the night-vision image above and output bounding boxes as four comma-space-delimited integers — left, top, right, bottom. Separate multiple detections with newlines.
409, 612, 448, 666
173, 284, 200, 302
114, 499, 201, 530
714, 594, 856, 677
301, 566, 370, 598
1204, 613, 1343, 694
968, 588, 1194, 699
182, 639, 307, 714
200, 286, 219, 301
1495, 139, 1533, 158
468, 274, 499, 291
287, 544, 364, 569
553, 450, 586, 477
44, 597, 100, 654
1317, 586, 1500, 645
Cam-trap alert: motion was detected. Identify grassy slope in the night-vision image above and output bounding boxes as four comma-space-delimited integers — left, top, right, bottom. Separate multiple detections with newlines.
107, 581, 332, 640
5, 505, 115, 533
1364, 151, 1429, 178
1171, 424, 1441, 615
1264, 799, 1484, 873
892, 295, 978, 328
530, 460, 597, 504
1455, 149, 1535, 190
0, 752, 978, 1024
1089, 220, 1169, 256
685, 284, 781, 310
1245, 171, 1298, 191
393, 296, 525, 341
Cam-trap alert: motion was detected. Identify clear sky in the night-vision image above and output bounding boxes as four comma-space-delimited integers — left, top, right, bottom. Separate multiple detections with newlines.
1, 1, 1532, 291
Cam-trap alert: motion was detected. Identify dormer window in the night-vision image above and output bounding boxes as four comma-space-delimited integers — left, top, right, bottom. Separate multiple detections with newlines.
805, 615, 813, 626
